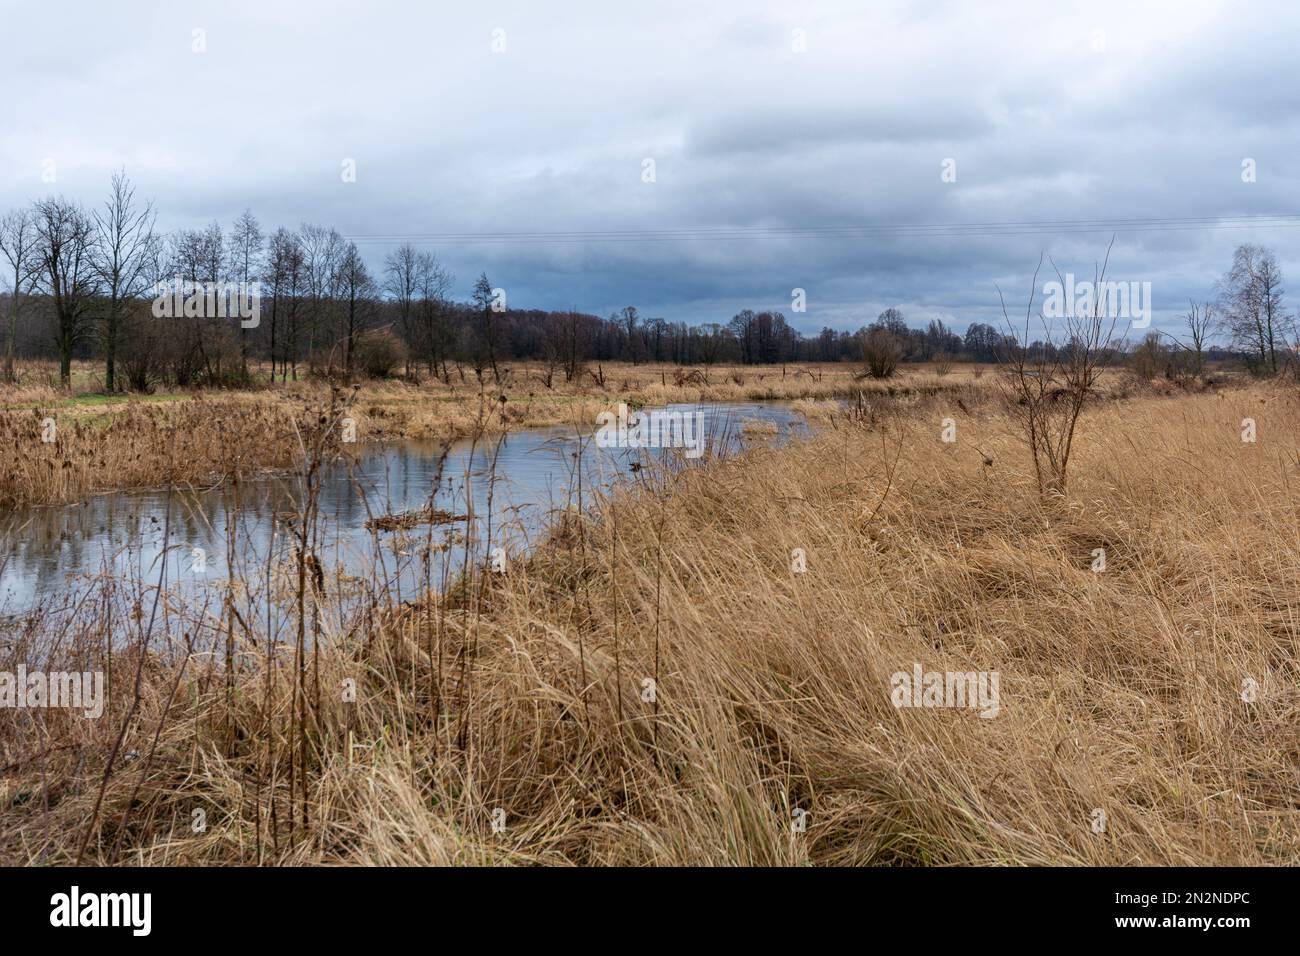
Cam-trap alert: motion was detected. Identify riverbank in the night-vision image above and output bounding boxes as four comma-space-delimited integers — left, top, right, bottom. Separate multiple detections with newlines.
0, 400, 812, 612
1, 380, 1294, 865
0, 360, 990, 507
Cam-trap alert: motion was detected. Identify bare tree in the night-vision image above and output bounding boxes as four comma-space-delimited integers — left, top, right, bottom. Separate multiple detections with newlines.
1158, 300, 1213, 377
998, 244, 1120, 496
227, 209, 263, 380
1219, 244, 1288, 374
696, 321, 724, 367
299, 223, 344, 374
620, 305, 641, 364
1185, 300, 1213, 374
0, 207, 40, 383
201, 221, 228, 381
416, 251, 452, 379
168, 229, 200, 384
33, 197, 98, 388
92, 170, 159, 392
263, 228, 304, 382
539, 336, 561, 388
167, 220, 232, 384
565, 309, 585, 380
540, 311, 574, 386
168, 228, 204, 285
336, 242, 374, 375
383, 244, 421, 378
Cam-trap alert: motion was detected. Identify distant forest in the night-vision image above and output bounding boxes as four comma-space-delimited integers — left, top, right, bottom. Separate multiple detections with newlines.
0, 172, 1261, 390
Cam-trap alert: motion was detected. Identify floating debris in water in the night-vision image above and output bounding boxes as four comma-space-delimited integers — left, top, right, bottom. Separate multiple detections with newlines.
365, 506, 467, 532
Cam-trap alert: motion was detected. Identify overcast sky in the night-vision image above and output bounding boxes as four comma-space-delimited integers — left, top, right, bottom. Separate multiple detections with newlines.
3, 0, 1298, 337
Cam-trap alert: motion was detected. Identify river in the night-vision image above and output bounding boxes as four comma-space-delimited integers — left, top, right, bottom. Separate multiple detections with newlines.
0, 401, 812, 617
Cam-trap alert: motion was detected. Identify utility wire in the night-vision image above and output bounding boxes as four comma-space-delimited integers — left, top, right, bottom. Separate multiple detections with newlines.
342, 214, 1300, 245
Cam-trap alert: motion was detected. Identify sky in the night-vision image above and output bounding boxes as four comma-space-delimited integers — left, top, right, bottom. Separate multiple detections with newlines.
3, 0, 1298, 339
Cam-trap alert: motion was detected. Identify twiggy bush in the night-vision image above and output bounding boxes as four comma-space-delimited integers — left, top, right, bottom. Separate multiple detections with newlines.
999, 252, 1120, 496
861, 328, 902, 379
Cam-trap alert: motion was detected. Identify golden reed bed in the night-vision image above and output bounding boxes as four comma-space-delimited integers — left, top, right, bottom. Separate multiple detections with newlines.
0, 361, 983, 507
1, 377, 1294, 865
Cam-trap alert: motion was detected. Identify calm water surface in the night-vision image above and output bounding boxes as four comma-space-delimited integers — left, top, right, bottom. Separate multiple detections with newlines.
0, 402, 811, 616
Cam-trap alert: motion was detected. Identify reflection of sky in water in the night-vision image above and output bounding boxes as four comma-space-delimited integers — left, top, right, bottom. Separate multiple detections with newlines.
0, 403, 809, 615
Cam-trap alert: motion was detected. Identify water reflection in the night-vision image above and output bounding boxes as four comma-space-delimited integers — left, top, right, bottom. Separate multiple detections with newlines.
0, 402, 810, 615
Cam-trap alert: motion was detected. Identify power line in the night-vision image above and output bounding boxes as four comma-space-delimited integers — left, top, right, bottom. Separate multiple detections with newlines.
342, 214, 1300, 245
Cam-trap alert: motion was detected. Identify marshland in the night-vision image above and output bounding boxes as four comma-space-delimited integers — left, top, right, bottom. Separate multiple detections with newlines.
4, 0, 1300, 873
1, 342, 1297, 865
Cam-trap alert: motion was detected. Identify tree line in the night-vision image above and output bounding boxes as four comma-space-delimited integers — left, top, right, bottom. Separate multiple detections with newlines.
0, 172, 1285, 391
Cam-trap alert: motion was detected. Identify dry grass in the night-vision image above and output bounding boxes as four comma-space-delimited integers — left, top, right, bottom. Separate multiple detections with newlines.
0, 360, 988, 507
1, 378, 1295, 865
0, 393, 320, 508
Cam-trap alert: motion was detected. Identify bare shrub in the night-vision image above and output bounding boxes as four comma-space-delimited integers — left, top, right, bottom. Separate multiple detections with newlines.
861, 328, 901, 379
1129, 333, 1164, 381
353, 327, 407, 379
1159, 300, 1213, 379
118, 307, 167, 393
999, 247, 1120, 497
538, 343, 561, 389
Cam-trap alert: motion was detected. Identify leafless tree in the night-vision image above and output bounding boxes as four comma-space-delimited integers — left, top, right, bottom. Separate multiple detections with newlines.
227, 209, 263, 379
383, 244, 421, 378
0, 207, 40, 383
539, 312, 573, 387
165, 226, 217, 385
168, 228, 203, 284
336, 241, 374, 375
299, 223, 344, 374
92, 170, 159, 392
539, 340, 561, 388
695, 321, 725, 367
1185, 300, 1213, 374
416, 251, 453, 379
620, 305, 641, 364
201, 222, 228, 380
1157, 300, 1213, 376
1219, 244, 1288, 374
33, 197, 98, 388
263, 228, 304, 381
998, 244, 1121, 497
